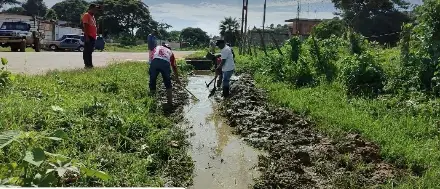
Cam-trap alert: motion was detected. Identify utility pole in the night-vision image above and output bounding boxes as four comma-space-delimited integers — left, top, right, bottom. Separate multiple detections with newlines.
243, 0, 248, 53
263, 0, 267, 37
296, 0, 300, 35
240, 0, 246, 54
244, 0, 248, 38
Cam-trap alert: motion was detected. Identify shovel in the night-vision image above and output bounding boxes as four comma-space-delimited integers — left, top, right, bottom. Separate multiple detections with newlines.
205, 73, 219, 88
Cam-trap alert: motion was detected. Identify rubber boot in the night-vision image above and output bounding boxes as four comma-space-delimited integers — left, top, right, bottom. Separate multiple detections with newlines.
148, 90, 156, 97
166, 88, 173, 106
216, 79, 222, 88
222, 86, 229, 98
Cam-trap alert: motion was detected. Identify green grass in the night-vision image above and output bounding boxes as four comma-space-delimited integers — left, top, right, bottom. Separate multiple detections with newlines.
254, 73, 440, 188
103, 44, 148, 52
0, 62, 193, 187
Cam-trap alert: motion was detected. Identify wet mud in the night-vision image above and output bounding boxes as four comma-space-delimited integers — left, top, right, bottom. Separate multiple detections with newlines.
218, 74, 407, 189
182, 71, 262, 189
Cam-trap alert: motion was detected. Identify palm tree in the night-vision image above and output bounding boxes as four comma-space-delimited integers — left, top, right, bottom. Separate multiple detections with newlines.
219, 17, 240, 46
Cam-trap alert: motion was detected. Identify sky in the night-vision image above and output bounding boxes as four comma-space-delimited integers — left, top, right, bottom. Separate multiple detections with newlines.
7, 0, 425, 36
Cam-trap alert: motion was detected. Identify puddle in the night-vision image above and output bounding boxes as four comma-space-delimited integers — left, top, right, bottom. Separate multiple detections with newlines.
182, 72, 260, 189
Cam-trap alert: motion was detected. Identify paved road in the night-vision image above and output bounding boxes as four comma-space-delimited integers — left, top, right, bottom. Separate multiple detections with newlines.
1, 51, 196, 75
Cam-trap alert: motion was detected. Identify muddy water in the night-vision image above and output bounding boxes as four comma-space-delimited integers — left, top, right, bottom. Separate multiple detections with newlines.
182, 72, 260, 189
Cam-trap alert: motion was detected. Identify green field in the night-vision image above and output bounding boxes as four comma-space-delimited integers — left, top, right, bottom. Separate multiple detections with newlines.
233, 27, 440, 187
0, 61, 193, 187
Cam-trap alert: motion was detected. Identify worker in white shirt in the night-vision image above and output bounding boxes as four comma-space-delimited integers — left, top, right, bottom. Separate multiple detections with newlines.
215, 39, 235, 98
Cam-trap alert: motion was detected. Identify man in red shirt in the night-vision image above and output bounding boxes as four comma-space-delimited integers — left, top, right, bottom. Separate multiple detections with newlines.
81, 4, 99, 69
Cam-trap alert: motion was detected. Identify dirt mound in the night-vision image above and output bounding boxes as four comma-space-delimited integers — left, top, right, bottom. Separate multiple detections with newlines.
218, 74, 406, 189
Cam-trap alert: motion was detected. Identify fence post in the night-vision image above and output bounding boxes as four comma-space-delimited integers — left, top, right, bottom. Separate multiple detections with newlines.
269, 31, 283, 56
257, 29, 268, 57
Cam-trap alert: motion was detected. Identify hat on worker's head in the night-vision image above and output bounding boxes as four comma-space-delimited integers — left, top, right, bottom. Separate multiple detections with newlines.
215, 39, 225, 46
162, 43, 171, 50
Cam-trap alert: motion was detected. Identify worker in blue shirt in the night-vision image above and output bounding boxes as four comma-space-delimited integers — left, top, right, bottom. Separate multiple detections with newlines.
147, 30, 158, 64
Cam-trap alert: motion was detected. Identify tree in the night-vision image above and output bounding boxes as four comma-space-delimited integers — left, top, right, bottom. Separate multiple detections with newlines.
51, 0, 88, 26
94, 0, 154, 38
331, 0, 410, 44
219, 17, 240, 46
44, 9, 57, 20
180, 27, 210, 47
135, 19, 158, 40
168, 30, 181, 42
3, 6, 24, 14
22, 0, 47, 16
312, 17, 346, 39
0, 0, 19, 9
158, 22, 172, 40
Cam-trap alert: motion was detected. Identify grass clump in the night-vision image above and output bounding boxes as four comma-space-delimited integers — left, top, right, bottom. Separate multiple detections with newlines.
0, 62, 193, 187
233, 1, 440, 187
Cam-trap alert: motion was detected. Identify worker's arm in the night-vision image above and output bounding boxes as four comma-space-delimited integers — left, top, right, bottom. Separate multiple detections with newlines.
217, 48, 228, 69
170, 54, 180, 84
82, 14, 90, 41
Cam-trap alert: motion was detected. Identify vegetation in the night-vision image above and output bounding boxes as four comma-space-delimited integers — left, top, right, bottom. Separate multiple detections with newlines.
44, 9, 57, 20
234, 0, 440, 187
180, 27, 210, 48
331, 0, 410, 45
51, 0, 88, 25
0, 61, 194, 187
219, 17, 240, 46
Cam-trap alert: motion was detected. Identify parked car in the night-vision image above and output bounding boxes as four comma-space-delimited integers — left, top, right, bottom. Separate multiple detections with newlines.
57, 34, 83, 42
46, 38, 84, 52
55, 34, 105, 51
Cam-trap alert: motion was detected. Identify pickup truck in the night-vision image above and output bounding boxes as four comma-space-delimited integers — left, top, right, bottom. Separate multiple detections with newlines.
0, 21, 42, 52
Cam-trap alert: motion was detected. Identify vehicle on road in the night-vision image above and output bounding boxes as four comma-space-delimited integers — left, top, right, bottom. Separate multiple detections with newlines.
45, 38, 85, 52
51, 34, 105, 51
0, 21, 43, 52
56, 34, 83, 41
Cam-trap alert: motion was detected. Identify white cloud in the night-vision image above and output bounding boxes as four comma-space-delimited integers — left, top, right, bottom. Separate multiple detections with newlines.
151, 2, 335, 36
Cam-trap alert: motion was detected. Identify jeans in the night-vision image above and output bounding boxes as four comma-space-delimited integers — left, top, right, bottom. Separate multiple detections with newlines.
222, 70, 234, 88
149, 58, 172, 91
83, 36, 95, 67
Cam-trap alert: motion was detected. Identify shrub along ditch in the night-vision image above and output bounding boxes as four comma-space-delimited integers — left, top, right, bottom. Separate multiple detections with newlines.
0, 61, 193, 187
234, 1, 440, 187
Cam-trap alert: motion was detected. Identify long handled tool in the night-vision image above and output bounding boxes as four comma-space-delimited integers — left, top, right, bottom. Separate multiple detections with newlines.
205, 73, 219, 88
178, 84, 199, 101
205, 76, 216, 88
208, 76, 218, 98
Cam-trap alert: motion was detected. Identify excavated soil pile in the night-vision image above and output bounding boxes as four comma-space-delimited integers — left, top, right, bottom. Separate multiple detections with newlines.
219, 74, 406, 189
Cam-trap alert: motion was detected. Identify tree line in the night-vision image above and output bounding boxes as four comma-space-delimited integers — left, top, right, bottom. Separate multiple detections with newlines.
5, 0, 414, 48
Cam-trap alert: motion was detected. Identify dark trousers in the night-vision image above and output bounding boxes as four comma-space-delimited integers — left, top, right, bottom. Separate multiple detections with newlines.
83, 36, 96, 67
149, 58, 172, 91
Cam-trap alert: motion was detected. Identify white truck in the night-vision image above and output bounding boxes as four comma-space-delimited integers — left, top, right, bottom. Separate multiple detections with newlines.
0, 21, 43, 52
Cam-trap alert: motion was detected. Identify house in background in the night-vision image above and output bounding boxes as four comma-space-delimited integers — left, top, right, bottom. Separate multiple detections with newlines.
285, 18, 325, 38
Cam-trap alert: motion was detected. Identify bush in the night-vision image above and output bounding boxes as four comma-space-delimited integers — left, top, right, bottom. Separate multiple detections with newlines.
311, 18, 346, 40
284, 57, 315, 87
119, 35, 137, 46
340, 53, 386, 97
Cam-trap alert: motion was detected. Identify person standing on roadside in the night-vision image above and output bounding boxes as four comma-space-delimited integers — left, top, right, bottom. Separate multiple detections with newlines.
216, 39, 235, 98
148, 30, 158, 64
149, 44, 181, 107
81, 4, 99, 69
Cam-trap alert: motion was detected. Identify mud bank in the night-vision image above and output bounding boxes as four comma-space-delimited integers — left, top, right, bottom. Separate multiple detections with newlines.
218, 74, 407, 188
